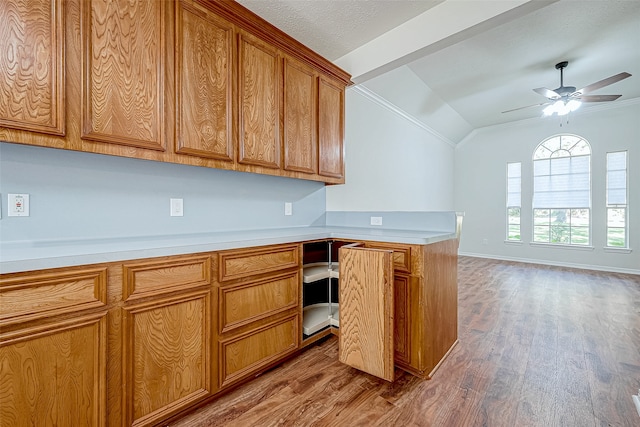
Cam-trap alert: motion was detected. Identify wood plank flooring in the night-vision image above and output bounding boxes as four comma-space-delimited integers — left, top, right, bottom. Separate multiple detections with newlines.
171, 257, 640, 426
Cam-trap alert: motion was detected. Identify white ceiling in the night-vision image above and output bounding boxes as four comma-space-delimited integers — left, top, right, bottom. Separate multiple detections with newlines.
236, 0, 640, 135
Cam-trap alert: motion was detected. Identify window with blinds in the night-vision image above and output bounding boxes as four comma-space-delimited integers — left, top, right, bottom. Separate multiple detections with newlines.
606, 151, 628, 248
506, 162, 521, 241
532, 135, 591, 245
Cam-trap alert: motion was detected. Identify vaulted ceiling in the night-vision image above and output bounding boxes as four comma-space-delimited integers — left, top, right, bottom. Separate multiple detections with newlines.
236, 0, 640, 143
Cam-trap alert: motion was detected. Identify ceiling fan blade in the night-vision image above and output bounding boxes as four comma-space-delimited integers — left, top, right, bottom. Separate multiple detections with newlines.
572, 72, 631, 96
533, 87, 560, 99
502, 101, 550, 113
576, 94, 622, 102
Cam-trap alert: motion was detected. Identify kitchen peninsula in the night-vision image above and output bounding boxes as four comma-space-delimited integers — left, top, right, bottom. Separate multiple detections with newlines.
0, 211, 460, 427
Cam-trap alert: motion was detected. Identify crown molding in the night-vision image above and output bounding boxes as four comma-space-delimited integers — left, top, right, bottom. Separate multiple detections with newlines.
349, 85, 457, 148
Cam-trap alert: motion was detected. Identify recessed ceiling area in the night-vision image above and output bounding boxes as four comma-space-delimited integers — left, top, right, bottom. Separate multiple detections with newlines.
236, 0, 640, 138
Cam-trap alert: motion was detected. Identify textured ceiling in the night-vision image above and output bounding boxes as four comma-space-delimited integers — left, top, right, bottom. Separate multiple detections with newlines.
235, 0, 640, 134
236, 0, 443, 61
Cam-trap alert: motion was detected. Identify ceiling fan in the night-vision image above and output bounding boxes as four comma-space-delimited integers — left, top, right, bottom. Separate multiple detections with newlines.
503, 61, 632, 116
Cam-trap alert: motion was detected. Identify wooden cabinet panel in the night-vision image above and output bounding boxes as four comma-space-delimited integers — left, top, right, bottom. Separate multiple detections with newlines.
0, 312, 107, 426
218, 244, 299, 282
393, 274, 411, 365
318, 76, 344, 179
0, 0, 64, 135
82, 0, 166, 150
219, 315, 298, 388
175, 0, 234, 161
220, 272, 299, 333
0, 268, 107, 326
123, 290, 211, 426
123, 255, 211, 301
283, 56, 317, 174
238, 31, 280, 169
339, 245, 394, 381
365, 242, 412, 273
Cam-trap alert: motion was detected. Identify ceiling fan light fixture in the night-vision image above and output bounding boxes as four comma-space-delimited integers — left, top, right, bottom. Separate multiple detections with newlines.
543, 99, 582, 116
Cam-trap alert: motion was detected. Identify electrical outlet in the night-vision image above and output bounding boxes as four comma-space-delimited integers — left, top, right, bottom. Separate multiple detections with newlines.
8, 194, 29, 217
370, 216, 383, 226
482, 239, 489, 245
284, 202, 292, 216
170, 198, 183, 217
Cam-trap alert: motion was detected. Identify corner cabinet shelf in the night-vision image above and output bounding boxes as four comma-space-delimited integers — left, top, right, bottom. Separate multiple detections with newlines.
302, 261, 339, 336
301, 241, 352, 340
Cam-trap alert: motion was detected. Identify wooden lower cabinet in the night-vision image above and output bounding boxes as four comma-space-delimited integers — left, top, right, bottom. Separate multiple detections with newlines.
0, 238, 457, 424
0, 267, 109, 426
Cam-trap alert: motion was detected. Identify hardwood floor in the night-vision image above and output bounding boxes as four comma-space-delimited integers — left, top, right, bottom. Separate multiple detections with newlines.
171, 256, 640, 426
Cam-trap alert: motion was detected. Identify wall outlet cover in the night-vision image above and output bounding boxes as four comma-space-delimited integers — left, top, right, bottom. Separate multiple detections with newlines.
170, 198, 184, 217
8, 194, 29, 217
370, 216, 383, 226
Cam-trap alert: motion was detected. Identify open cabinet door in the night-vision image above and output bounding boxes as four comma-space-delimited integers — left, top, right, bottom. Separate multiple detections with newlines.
338, 245, 394, 381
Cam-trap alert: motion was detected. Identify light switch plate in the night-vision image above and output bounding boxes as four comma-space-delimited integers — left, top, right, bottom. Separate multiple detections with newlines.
284, 202, 293, 216
8, 194, 29, 217
170, 198, 183, 217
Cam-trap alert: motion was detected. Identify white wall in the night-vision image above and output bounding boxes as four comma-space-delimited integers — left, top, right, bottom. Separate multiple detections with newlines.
455, 101, 640, 274
326, 86, 455, 211
0, 143, 326, 244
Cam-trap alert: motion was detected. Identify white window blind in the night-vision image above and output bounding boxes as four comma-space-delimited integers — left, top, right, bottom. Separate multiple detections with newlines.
507, 162, 521, 207
533, 155, 590, 208
607, 151, 627, 206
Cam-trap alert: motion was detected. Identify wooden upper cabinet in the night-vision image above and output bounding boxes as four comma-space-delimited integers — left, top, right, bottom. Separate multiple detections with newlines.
283, 56, 317, 174
318, 76, 345, 179
82, 0, 167, 151
238, 31, 280, 169
0, 0, 65, 135
339, 245, 395, 382
175, 0, 234, 161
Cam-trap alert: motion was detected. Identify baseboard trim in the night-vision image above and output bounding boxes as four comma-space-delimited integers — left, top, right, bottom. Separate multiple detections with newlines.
458, 251, 640, 275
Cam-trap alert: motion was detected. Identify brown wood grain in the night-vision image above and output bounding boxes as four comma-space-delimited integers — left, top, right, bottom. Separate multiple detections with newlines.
122, 255, 211, 301
237, 30, 280, 169
317, 75, 344, 179
219, 272, 299, 333
219, 314, 298, 389
82, 0, 165, 150
218, 244, 299, 282
122, 290, 212, 426
282, 55, 317, 174
339, 246, 395, 381
175, 0, 234, 161
0, 0, 65, 135
0, 312, 107, 427
0, 267, 107, 326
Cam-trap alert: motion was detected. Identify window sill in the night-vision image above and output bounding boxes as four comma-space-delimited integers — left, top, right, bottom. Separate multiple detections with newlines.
504, 240, 523, 245
603, 247, 633, 254
529, 242, 595, 251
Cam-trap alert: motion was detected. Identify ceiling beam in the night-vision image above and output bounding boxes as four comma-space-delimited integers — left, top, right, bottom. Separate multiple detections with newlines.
335, 0, 558, 85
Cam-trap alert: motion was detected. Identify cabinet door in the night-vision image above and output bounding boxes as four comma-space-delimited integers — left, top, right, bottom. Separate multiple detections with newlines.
283, 56, 317, 174
0, 0, 65, 135
82, 0, 167, 150
122, 290, 211, 426
175, 0, 234, 161
0, 313, 107, 426
318, 76, 345, 179
339, 245, 394, 381
238, 31, 280, 169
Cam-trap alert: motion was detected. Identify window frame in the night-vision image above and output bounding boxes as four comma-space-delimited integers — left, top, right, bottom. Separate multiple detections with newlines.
531, 134, 592, 247
506, 162, 522, 242
606, 150, 629, 248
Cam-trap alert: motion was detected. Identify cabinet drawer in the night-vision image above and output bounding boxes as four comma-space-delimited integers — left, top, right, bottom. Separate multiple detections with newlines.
0, 268, 107, 326
218, 244, 299, 282
219, 272, 299, 333
365, 243, 411, 273
219, 315, 298, 388
123, 255, 211, 301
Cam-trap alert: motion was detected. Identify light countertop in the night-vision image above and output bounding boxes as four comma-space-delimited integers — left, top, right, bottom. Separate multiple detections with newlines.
0, 226, 456, 274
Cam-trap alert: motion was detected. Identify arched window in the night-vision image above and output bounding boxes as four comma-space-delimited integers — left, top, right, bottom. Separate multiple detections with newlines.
532, 134, 591, 245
